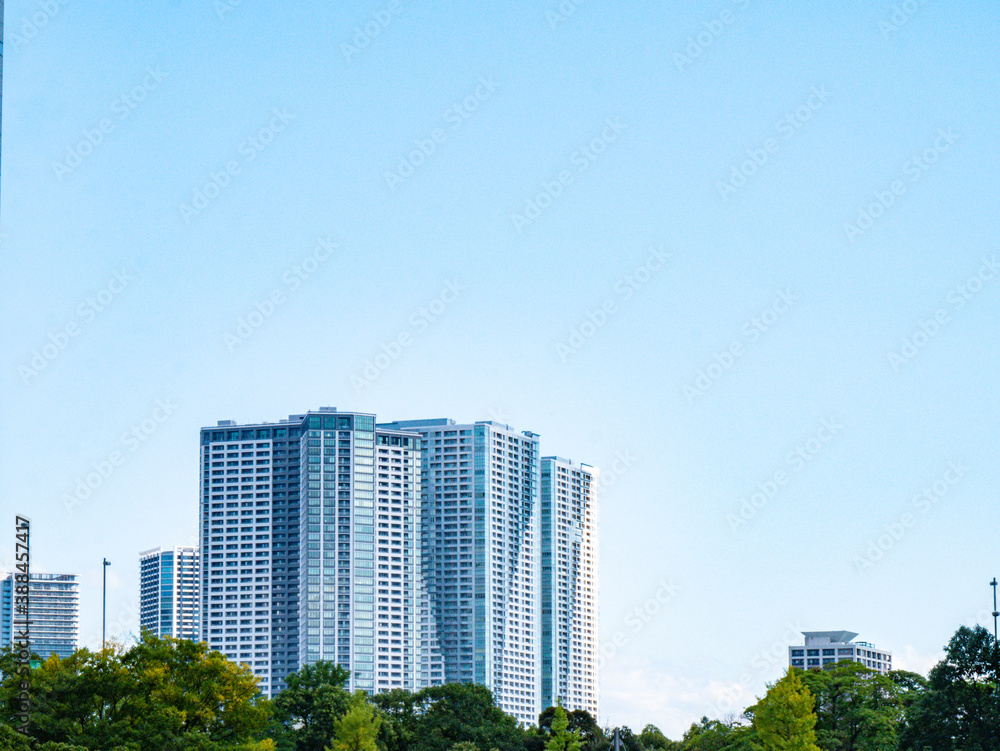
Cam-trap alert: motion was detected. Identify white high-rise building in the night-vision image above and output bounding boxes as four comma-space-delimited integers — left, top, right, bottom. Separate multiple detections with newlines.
379, 419, 541, 725
0, 573, 79, 659
789, 631, 892, 674
295, 413, 424, 693
540, 457, 598, 716
139, 546, 199, 640
199, 409, 424, 697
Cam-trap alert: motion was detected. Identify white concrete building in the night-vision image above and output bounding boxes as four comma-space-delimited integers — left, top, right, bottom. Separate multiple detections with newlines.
540, 457, 599, 717
380, 419, 542, 725
789, 630, 892, 674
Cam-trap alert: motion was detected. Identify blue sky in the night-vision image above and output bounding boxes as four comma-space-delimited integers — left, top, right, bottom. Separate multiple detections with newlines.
2, 0, 999, 737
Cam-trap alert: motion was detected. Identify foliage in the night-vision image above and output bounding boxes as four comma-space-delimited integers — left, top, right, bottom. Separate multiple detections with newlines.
637, 724, 681, 751
537, 708, 606, 751
369, 683, 522, 751
679, 718, 753, 751
0, 722, 32, 750
749, 669, 820, 751
898, 625, 1000, 751
327, 692, 381, 751
0, 634, 271, 751
544, 705, 581, 751
272, 661, 352, 751
796, 661, 913, 751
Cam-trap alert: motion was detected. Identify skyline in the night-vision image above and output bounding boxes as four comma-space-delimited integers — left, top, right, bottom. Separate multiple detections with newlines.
3, 0, 1000, 738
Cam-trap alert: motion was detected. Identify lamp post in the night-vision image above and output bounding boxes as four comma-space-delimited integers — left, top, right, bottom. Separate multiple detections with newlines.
102, 558, 111, 649
991, 578, 998, 643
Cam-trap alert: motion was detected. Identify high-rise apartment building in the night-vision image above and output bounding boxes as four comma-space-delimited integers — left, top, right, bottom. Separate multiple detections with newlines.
200, 409, 424, 696
295, 414, 423, 693
540, 457, 598, 716
789, 631, 892, 674
139, 546, 199, 640
1, 572, 79, 659
379, 419, 541, 725
200, 409, 596, 722
200, 415, 303, 697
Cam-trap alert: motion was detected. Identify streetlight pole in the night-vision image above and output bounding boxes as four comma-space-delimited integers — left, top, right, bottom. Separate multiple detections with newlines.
990, 578, 999, 642
103, 558, 111, 650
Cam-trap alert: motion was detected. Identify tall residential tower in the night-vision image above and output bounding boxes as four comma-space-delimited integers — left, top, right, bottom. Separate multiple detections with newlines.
139, 546, 199, 640
200, 409, 425, 696
1, 573, 79, 659
379, 419, 542, 725
540, 457, 598, 716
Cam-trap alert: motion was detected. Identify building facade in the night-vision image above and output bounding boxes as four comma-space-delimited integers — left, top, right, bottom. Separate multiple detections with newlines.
200, 415, 304, 697
380, 419, 542, 725
789, 630, 892, 674
0, 572, 79, 659
200, 409, 596, 722
200, 409, 424, 697
540, 457, 598, 716
139, 546, 199, 640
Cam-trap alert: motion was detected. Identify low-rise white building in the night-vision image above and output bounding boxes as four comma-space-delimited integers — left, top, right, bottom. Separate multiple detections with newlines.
789, 630, 892, 674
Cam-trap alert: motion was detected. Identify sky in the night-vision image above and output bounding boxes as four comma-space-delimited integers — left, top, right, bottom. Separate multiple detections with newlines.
2, 0, 1000, 738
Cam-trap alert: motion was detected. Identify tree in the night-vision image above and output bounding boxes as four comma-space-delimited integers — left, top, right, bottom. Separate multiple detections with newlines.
272, 661, 352, 751
538, 708, 605, 751
327, 692, 381, 751
408, 684, 523, 751
370, 689, 417, 751
797, 661, 912, 751
680, 718, 753, 751
899, 625, 1000, 751
0, 635, 272, 750
544, 705, 581, 751
0, 723, 32, 751
638, 724, 681, 751
749, 669, 821, 751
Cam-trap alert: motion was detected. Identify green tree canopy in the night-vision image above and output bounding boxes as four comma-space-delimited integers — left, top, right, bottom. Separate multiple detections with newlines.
544, 705, 581, 751
272, 661, 352, 751
0, 635, 272, 751
899, 624, 1000, 751
749, 669, 820, 751
327, 692, 381, 751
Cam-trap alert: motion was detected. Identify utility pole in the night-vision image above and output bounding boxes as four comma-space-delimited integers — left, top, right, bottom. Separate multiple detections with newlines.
103, 558, 111, 649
